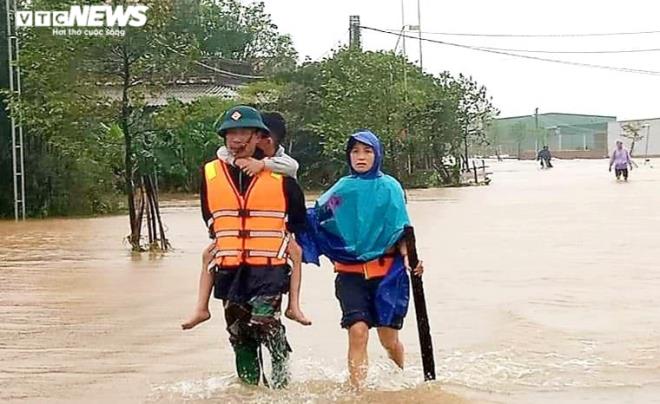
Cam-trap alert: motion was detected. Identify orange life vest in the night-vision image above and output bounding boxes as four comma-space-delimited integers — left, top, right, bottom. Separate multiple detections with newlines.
204, 159, 289, 268
334, 256, 395, 279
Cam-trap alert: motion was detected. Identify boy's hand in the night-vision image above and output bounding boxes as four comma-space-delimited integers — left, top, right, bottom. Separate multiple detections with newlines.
235, 158, 265, 176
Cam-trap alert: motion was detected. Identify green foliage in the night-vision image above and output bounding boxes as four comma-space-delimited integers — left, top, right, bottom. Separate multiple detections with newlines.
241, 48, 498, 188
1, 0, 295, 218
2, 5, 497, 218
169, 0, 297, 74
621, 122, 645, 156
151, 97, 234, 191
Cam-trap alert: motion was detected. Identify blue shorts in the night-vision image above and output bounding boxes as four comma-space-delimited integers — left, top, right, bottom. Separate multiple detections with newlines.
334, 272, 404, 330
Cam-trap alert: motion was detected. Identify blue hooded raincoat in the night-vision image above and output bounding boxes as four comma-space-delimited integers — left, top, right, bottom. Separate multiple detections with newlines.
297, 130, 411, 325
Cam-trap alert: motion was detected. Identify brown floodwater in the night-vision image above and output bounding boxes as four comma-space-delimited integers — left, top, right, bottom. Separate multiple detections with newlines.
1, 159, 659, 403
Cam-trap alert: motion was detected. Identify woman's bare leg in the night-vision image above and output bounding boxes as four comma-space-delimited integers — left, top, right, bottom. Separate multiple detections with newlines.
348, 321, 370, 389
376, 327, 404, 368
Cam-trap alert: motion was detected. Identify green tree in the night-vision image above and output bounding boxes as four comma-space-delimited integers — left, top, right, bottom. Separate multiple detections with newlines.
3, 0, 123, 217
83, 1, 198, 250
170, 0, 297, 74
621, 122, 644, 156
5, 0, 297, 249
241, 47, 497, 188
151, 96, 234, 192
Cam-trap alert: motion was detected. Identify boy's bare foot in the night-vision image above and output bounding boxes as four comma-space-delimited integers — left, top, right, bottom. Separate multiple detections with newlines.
285, 307, 312, 326
181, 309, 211, 330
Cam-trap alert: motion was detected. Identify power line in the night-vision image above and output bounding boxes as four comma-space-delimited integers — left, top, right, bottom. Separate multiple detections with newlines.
360, 26, 660, 77
154, 38, 264, 80
478, 45, 660, 55
192, 59, 264, 80
390, 28, 660, 38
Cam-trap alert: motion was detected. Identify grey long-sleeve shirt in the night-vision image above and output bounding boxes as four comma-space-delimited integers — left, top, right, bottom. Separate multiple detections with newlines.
216, 145, 299, 179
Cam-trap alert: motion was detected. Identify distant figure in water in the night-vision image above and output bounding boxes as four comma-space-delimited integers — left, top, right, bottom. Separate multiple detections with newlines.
609, 140, 633, 181
537, 146, 553, 169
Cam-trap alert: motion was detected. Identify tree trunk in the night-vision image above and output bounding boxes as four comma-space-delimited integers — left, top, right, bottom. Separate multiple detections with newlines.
144, 175, 158, 249
463, 135, 469, 170
145, 174, 170, 251
121, 46, 140, 251
133, 177, 145, 251
145, 185, 153, 245
144, 175, 155, 246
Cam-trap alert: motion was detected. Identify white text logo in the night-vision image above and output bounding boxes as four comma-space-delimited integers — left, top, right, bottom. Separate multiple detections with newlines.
16, 5, 148, 28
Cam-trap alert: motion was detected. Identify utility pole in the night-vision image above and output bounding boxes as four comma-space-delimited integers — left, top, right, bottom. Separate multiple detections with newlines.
401, 0, 406, 57
534, 107, 539, 151
349, 15, 361, 50
0, 2, 9, 131
0, 1, 10, 217
400, 0, 412, 174
643, 123, 651, 162
401, 35, 408, 103
416, 0, 423, 70
535, 107, 539, 130
4, 0, 25, 220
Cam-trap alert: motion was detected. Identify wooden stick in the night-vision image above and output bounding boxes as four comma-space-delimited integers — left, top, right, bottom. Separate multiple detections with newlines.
403, 226, 436, 381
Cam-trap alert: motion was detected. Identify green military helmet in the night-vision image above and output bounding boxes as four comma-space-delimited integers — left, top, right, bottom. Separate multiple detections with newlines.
216, 105, 270, 137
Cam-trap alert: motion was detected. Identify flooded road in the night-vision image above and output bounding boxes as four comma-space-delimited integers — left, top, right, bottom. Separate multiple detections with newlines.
1, 159, 659, 403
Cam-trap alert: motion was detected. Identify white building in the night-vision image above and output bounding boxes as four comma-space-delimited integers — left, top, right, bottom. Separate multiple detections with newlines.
607, 118, 660, 158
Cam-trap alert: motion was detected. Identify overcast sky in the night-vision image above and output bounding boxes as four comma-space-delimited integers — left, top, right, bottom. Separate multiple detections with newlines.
258, 0, 660, 121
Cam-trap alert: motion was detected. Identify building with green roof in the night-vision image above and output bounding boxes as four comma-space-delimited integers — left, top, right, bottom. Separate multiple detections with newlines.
487, 112, 616, 159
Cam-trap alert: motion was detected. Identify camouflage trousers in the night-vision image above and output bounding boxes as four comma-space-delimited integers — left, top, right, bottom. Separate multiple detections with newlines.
223, 294, 291, 388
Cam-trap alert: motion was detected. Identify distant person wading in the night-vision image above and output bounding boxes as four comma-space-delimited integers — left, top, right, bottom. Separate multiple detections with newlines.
537, 146, 553, 169
609, 140, 633, 181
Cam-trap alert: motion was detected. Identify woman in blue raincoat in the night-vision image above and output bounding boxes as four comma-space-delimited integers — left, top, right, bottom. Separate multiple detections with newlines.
300, 130, 424, 388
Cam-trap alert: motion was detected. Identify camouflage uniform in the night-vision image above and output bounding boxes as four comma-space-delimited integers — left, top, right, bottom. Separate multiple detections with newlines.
223, 293, 291, 387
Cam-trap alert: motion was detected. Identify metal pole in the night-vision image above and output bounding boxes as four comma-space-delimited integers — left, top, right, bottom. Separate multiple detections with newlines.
349, 15, 361, 50
394, 26, 404, 52
14, 1, 24, 220
534, 107, 539, 151
644, 124, 650, 162
400, 1, 408, 103
417, 0, 423, 70
401, 0, 406, 57
6, 0, 25, 220
400, 1, 412, 174
535, 107, 539, 130
6, 0, 18, 220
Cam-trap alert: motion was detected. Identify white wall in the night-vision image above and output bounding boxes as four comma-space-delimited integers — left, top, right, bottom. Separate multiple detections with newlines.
607, 118, 660, 157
